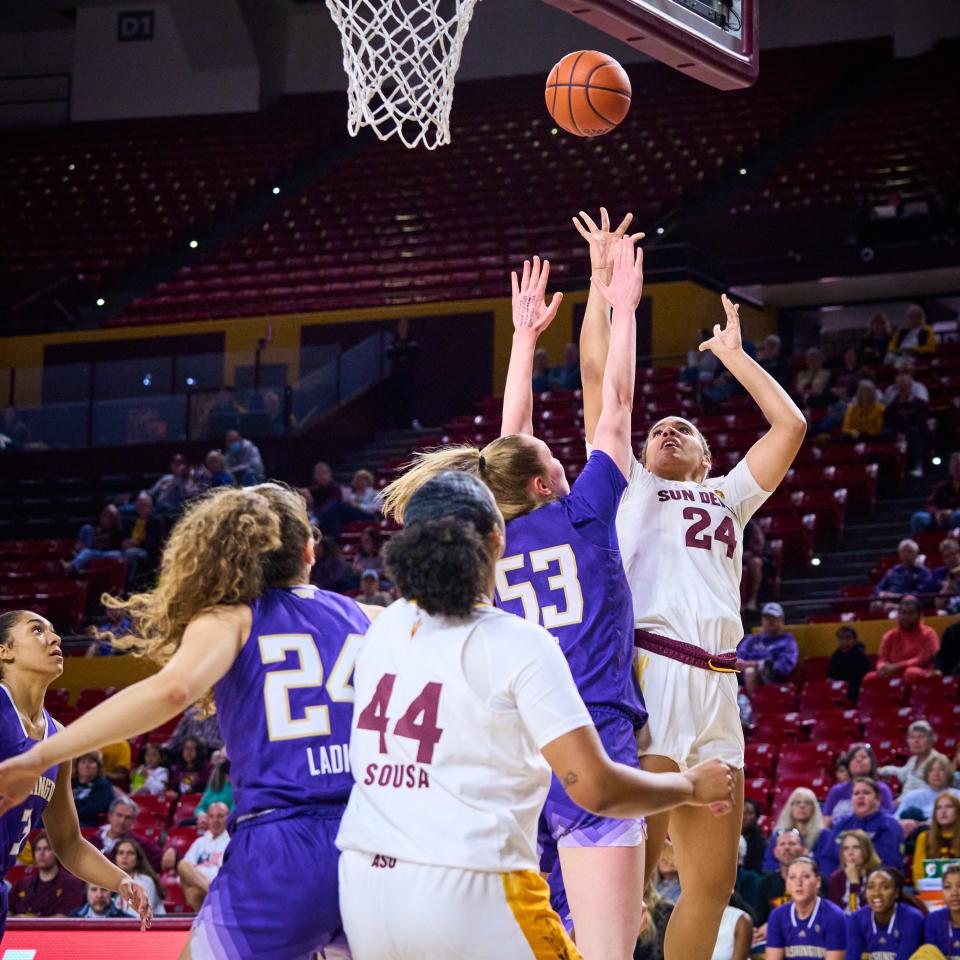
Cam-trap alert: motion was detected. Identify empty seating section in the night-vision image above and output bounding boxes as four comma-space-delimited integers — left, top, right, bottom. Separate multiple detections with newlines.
114, 43, 872, 325
730, 40, 960, 217
0, 94, 346, 310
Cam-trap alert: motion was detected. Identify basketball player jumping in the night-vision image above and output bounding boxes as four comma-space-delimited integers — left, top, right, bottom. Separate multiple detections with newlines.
576, 207, 806, 960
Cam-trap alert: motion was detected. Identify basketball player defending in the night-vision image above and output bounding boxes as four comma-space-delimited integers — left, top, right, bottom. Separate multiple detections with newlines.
576, 208, 806, 960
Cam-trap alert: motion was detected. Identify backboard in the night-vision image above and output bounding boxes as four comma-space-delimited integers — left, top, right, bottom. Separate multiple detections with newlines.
540, 0, 758, 89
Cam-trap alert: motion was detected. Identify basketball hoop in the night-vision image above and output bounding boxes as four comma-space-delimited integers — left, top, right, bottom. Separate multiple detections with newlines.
325, 0, 480, 150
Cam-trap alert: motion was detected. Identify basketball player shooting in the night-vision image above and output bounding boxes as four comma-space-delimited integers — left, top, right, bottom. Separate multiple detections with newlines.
577, 208, 807, 960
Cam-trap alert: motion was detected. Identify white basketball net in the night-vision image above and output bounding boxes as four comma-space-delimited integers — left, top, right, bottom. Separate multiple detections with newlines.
325, 0, 480, 150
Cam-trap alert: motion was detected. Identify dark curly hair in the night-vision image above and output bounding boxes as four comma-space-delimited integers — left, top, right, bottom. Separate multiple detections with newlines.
386, 519, 491, 618
385, 471, 501, 618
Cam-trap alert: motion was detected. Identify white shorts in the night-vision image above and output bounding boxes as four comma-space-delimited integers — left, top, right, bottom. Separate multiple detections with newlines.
635, 649, 745, 770
339, 850, 580, 959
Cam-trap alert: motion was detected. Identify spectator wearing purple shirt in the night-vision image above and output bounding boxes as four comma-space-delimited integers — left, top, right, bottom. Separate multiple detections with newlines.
819, 779, 904, 878
823, 745, 896, 828
844, 868, 923, 960
765, 857, 846, 960
735, 602, 798, 695
872, 539, 936, 607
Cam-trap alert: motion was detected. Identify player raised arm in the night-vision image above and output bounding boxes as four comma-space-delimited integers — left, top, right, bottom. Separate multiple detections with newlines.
590, 236, 643, 477
573, 208, 644, 444
700, 295, 807, 491
541, 725, 734, 820
500, 256, 563, 437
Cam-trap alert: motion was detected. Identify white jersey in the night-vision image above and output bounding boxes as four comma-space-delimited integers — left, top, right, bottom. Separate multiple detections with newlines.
336, 598, 592, 873
617, 454, 770, 655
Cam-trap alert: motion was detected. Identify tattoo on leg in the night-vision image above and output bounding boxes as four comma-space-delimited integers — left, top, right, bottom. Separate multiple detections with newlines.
562, 771, 578, 788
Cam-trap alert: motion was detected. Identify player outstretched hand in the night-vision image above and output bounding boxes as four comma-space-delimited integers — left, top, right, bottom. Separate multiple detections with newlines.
699, 294, 743, 359
0, 750, 44, 814
591, 237, 643, 311
683, 758, 735, 816
573, 207, 645, 277
511, 255, 563, 338
118, 877, 154, 930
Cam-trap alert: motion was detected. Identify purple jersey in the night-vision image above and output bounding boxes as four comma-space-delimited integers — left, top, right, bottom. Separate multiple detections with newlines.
766, 897, 847, 956
495, 450, 644, 725
0, 686, 58, 877
214, 585, 370, 819
924, 908, 960, 960
845, 903, 924, 960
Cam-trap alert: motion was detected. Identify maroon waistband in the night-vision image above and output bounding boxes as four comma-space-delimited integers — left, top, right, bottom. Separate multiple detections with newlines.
634, 629, 740, 673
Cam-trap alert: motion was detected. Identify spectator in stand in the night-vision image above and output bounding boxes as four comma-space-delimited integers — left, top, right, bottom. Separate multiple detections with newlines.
100, 740, 132, 792
936, 618, 960, 676
1, 405, 31, 449
912, 452, 960, 534
922, 863, 960, 958
882, 373, 931, 477
872, 546, 935, 609
167, 736, 208, 799
735, 602, 798, 694
309, 461, 342, 514
85, 604, 133, 657
130, 742, 169, 798
882, 360, 929, 404
758, 334, 790, 388
832, 347, 863, 399
795, 348, 832, 409
819, 778, 904, 876
859, 313, 892, 368
895, 756, 960, 821
163, 705, 223, 754
653, 840, 681, 904
67, 505, 124, 574
633, 884, 674, 960
842, 379, 885, 441
762, 789, 830, 871
310, 535, 351, 592
201, 449, 235, 490
763, 857, 846, 960
224, 430, 265, 486
879, 721, 946, 794
707, 892, 754, 960
358, 570, 392, 608
911, 793, 959, 887
114, 838, 166, 917
531, 347, 551, 394
864, 596, 940, 685
548, 342, 582, 392
741, 519, 766, 613
147, 453, 190, 520
69, 883, 128, 919
71, 750, 115, 828
121, 492, 166, 586
812, 385, 853, 439
344, 469, 380, 514
90, 798, 163, 871
822, 745, 896, 828
827, 625, 872, 701
753, 829, 807, 940
888, 303, 937, 359
387, 317, 420, 428
177, 801, 230, 911
351, 528, 386, 579
260, 389, 288, 436
826, 829, 880, 915
930, 538, 960, 590
196, 751, 233, 826
9, 832, 85, 917
845, 868, 924, 960
741, 798, 767, 874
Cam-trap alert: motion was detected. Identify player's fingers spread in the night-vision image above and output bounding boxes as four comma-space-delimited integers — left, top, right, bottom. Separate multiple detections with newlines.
538, 259, 551, 293
614, 211, 633, 236
572, 217, 590, 241
600, 207, 610, 231
629, 231, 646, 243
714, 323, 723, 338
579, 210, 599, 233
546, 291, 563, 320
521, 259, 531, 290
511, 271, 519, 298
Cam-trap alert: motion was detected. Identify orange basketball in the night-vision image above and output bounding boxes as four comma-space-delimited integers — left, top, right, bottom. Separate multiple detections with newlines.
545, 50, 631, 137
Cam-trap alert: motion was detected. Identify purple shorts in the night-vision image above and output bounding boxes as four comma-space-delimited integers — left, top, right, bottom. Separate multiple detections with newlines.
190, 805, 348, 960
538, 707, 646, 930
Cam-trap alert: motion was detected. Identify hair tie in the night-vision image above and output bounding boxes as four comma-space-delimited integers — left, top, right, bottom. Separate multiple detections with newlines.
478, 455, 486, 472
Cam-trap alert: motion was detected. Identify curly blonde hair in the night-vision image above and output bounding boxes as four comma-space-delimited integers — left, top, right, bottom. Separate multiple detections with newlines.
104, 484, 312, 712
380, 436, 546, 524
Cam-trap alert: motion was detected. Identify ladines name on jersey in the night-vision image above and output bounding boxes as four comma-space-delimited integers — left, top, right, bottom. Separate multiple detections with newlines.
306, 743, 351, 778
